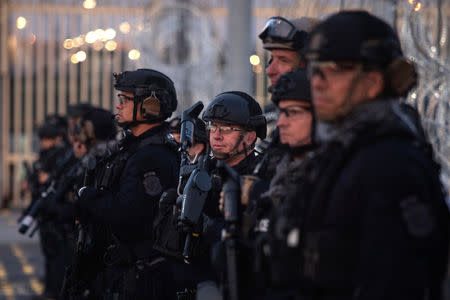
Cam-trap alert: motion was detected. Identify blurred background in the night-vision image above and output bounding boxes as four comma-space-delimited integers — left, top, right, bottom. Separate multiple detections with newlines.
0, 0, 449, 208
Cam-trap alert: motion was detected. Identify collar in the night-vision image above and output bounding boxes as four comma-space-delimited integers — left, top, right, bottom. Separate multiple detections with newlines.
231, 151, 259, 175
315, 98, 422, 147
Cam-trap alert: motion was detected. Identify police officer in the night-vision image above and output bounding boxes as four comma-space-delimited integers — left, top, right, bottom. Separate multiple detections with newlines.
285, 10, 449, 299
203, 92, 266, 170
31, 115, 73, 300
184, 92, 266, 299
75, 69, 179, 299
255, 16, 318, 181
259, 16, 317, 87
60, 107, 118, 299
152, 115, 209, 299
227, 71, 315, 300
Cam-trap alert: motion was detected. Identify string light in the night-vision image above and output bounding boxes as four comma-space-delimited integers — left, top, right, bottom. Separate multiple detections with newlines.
249, 54, 260, 66
16, 17, 27, 29
128, 49, 141, 60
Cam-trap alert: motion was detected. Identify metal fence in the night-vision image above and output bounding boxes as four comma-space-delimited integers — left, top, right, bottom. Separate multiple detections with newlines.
0, 0, 277, 208
1, 0, 449, 208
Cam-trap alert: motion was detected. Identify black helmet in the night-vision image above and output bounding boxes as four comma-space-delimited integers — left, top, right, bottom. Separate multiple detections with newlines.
38, 114, 67, 139
114, 68, 178, 124
202, 91, 267, 139
305, 10, 417, 96
67, 103, 94, 120
271, 70, 312, 105
38, 123, 64, 139
259, 17, 318, 53
75, 108, 117, 148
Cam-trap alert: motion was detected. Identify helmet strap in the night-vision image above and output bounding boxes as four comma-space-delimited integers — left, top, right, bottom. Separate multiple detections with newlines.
338, 64, 364, 121
212, 131, 252, 161
117, 99, 161, 129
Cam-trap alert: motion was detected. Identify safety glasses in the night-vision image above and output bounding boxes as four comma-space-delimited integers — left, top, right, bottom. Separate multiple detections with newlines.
276, 105, 312, 119
206, 123, 243, 135
117, 94, 136, 105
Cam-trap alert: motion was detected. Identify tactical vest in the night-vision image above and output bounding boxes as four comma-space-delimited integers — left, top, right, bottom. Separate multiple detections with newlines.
96, 130, 176, 192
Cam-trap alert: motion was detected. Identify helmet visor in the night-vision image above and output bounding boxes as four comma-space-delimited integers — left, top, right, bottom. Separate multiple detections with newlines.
259, 17, 297, 43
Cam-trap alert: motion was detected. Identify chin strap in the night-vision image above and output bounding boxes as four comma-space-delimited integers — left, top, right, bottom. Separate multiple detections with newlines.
212, 132, 251, 160
117, 100, 162, 129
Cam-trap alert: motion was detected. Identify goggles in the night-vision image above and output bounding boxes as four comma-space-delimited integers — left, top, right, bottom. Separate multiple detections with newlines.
259, 16, 299, 43
307, 61, 358, 80
276, 105, 311, 119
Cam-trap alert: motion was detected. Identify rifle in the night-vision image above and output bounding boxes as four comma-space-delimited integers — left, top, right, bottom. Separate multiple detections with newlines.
62, 151, 113, 299
17, 161, 39, 223
176, 101, 213, 262
18, 151, 76, 236
216, 160, 241, 300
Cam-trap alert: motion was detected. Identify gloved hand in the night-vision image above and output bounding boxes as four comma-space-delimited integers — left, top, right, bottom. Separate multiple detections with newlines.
159, 188, 178, 211
75, 186, 98, 212
219, 175, 269, 212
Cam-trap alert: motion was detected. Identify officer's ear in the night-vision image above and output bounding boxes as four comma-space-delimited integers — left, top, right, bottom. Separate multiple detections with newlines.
365, 70, 385, 100
244, 131, 257, 146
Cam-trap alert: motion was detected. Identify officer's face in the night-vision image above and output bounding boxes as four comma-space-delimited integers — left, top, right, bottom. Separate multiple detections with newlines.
208, 122, 256, 163
310, 61, 380, 122
40, 137, 61, 150
266, 49, 303, 86
72, 139, 87, 158
115, 91, 145, 123
276, 100, 312, 148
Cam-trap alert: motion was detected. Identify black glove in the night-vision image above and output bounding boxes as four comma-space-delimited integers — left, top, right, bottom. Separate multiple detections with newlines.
75, 186, 98, 213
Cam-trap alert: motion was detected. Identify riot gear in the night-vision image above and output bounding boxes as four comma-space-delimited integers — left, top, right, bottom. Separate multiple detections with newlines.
38, 115, 67, 139
271, 70, 312, 105
259, 17, 317, 53
305, 10, 417, 97
202, 91, 266, 140
114, 68, 178, 127
169, 115, 207, 146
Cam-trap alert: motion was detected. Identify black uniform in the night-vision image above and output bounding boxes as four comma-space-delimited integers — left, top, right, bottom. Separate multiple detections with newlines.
76, 125, 179, 299
293, 100, 448, 299
37, 145, 75, 299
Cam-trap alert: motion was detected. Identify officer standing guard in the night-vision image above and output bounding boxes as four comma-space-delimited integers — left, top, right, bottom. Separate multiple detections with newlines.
259, 16, 317, 87
75, 69, 179, 299
255, 16, 318, 181
287, 10, 449, 299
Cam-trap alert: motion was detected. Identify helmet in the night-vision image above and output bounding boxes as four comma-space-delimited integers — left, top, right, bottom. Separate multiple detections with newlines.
259, 16, 318, 53
38, 114, 67, 139
38, 123, 64, 139
67, 103, 94, 120
271, 70, 312, 105
75, 108, 117, 148
202, 91, 267, 139
305, 10, 417, 96
114, 69, 178, 124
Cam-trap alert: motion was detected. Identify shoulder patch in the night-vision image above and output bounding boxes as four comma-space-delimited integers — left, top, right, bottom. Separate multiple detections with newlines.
400, 195, 435, 238
143, 171, 163, 197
